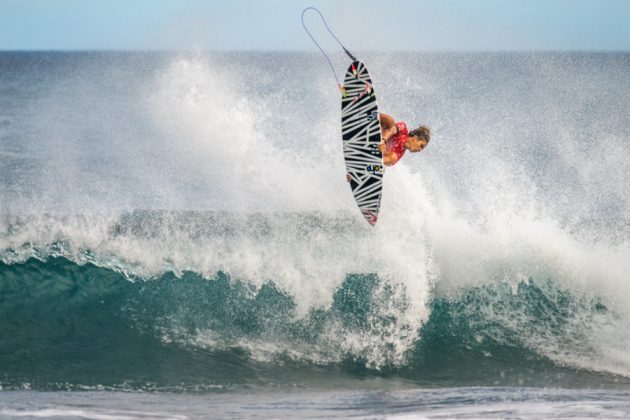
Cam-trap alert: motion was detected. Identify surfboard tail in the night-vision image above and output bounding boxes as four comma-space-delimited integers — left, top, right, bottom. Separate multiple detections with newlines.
364, 211, 378, 226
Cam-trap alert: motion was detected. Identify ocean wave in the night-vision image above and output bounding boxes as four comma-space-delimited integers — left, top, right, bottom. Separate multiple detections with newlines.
1, 255, 628, 391
2, 52, 630, 392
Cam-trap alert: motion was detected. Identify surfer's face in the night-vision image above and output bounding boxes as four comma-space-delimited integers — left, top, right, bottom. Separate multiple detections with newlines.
407, 137, 428, 153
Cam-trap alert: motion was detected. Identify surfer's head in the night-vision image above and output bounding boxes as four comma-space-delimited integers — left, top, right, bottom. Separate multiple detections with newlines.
407, 125, 431, 152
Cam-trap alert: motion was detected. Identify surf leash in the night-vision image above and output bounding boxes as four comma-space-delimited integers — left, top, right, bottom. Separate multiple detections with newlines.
301, 6, 357, 93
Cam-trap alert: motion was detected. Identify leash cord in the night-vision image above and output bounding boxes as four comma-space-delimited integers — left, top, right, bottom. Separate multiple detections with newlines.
301, 6, 357, 87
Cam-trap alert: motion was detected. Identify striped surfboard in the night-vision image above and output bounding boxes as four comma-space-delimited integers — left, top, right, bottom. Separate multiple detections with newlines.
341, 61, 384, 226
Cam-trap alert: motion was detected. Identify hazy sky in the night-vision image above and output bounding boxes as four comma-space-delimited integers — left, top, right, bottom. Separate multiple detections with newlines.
1, 0, 629, 51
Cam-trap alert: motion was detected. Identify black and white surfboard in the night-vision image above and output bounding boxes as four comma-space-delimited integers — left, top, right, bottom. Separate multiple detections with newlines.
341, 61, 384, 226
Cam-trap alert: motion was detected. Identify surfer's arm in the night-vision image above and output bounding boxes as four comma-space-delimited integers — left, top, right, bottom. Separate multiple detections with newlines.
379, 113, 398, 141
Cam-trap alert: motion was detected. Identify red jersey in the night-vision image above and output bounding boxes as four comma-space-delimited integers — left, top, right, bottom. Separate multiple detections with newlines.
385, 122, 408, 165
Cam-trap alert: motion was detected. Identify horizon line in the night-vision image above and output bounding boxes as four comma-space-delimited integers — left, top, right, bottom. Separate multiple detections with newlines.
1, 48, 629, 54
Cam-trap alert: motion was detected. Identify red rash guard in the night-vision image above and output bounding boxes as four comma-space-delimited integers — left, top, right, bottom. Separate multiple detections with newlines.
385, 122, 408, 165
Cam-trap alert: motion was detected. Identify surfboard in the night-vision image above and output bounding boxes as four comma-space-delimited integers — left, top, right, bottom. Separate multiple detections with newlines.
341, 61, 384, 226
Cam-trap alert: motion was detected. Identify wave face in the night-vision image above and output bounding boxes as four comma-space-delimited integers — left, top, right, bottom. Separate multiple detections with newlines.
0, 252, 627, 391
1, 52, 630, 391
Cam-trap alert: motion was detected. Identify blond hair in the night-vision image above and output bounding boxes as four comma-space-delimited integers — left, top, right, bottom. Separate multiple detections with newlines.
409, 125, 431, 143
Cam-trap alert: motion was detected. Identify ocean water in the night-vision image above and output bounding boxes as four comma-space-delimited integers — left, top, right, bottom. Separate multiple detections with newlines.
1, 51, 630, 418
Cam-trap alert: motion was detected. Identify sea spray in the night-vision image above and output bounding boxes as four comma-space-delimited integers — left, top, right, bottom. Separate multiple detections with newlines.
1, 52, 629, 390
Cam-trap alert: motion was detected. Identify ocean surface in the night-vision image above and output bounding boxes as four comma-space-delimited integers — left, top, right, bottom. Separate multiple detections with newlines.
1, 51, 630, 418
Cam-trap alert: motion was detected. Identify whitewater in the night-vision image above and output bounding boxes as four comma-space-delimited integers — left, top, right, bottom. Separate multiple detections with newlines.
1, 51, 630, 418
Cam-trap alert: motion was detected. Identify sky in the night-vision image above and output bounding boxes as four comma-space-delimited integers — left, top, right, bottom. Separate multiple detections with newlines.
1, 0, 629, 51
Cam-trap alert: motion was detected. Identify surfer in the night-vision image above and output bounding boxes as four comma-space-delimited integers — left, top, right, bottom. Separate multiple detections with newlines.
378, 113, 430, 166
346, 113, 430, 181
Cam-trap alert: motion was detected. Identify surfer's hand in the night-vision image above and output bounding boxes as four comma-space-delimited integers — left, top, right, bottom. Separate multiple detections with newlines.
346, 174, 351, 182
378, 142, 386, 153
